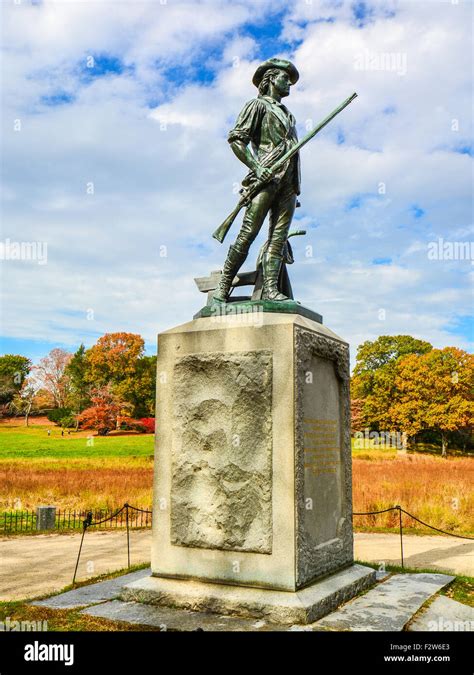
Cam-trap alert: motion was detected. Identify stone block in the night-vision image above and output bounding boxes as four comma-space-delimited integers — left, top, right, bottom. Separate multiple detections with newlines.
150, 313, 354, 592
35, 506, 56, 531
122, 564, 376, 625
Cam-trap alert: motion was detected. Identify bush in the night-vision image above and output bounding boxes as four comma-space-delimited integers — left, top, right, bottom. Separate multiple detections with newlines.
120, 417, 146, 433
77, 389, 120, 436
139, 417, 155, 434
59, 415, 77, 429
47, 408, 72, 424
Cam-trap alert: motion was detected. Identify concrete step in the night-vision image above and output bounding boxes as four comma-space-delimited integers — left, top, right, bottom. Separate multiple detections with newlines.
80, 599, 290, 632
31, 568, 151, 610
313, 573, 455, 631
407, 595, 474, 632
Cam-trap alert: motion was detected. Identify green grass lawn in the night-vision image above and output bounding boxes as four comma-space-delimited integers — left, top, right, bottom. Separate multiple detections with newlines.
0, 424, 154, 460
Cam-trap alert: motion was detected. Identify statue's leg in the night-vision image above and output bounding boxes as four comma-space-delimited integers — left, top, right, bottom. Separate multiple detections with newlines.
261, 178, 297, 301
213, 187, 274, 302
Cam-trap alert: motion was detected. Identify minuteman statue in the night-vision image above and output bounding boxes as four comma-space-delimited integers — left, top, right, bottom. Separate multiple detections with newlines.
213, 58, 301, 303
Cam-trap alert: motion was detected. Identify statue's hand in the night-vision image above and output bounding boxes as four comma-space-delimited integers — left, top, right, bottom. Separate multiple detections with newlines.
254, 165, 273, 183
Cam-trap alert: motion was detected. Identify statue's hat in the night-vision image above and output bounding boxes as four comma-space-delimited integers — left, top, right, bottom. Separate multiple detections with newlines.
252, 58, 299, 87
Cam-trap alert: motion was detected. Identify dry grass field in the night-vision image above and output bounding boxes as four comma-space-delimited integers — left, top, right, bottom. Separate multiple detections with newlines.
1, 462, 154, 511
352, 452, 474, 536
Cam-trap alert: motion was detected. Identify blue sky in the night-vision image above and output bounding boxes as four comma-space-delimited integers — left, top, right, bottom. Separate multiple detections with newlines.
1, 0, 472, 367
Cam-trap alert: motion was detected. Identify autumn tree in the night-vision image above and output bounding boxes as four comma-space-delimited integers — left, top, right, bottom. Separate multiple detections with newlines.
77, 386, 124, 436
389, 347, 474, 456
350, 398, 365, 433
35, 348, 73, 408
351, 335, 432, 430
32, 388, 55, 411
20, 333, 156, 424
86, 333, 144, 386
85, 333, 155, 417
0, 355, 32, 407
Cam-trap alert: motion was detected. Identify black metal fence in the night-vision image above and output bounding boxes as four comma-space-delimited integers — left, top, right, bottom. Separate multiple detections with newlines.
0, 506, 152, 534
353, 505, 474, 569
0, 510, 37, 533
73, 503, 153, 583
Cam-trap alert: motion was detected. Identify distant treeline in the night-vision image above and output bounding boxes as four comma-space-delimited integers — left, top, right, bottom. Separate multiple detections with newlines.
0, 333, 156, 434
1, 333, 472, 450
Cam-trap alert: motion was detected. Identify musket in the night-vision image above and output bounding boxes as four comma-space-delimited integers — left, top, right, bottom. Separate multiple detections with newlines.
212, 91, 358, 243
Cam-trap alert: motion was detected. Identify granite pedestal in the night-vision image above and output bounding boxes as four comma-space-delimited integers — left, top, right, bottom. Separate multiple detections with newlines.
123, 311, 375, 623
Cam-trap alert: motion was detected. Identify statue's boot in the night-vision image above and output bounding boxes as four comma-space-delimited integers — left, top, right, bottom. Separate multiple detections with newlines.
261, 253, 290, 301
212, 244, 247, 302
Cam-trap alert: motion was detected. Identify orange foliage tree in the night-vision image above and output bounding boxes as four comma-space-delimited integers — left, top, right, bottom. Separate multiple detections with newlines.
351, 335, 432, 431
86, 333, 144, 386
389, 347, 474, 456
84, 333, 155, 418
77, 387, 123, 436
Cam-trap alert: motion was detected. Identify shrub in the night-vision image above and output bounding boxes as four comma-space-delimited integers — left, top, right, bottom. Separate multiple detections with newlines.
139, 417, 155, 434
59, 415, 77, 429
119, 417, 146, 433
47, 408, 72, 424
77, 388, 121, 436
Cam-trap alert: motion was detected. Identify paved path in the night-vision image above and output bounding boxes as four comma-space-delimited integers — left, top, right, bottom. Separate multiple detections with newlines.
314, 573, 455, 631
0, 530, 472, 601
354, 532, 474, 577
0, 530, 152, 601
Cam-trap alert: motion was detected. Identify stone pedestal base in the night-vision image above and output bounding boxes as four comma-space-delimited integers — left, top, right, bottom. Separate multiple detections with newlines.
121, 564, 376, 625
151, 313, 355, 592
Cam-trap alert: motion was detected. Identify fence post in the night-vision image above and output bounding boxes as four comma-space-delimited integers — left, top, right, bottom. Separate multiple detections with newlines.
36, 506, 56, 531
397, 505, 404, 569
72, 511, 92, 586
125, 503, 130, 569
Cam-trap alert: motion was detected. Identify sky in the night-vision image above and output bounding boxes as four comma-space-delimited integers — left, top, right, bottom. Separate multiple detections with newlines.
0, 0, 472, 368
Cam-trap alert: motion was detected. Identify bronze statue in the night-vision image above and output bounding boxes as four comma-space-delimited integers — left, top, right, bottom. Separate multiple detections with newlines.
213, 58, 301, 303
210, 58, 357, 306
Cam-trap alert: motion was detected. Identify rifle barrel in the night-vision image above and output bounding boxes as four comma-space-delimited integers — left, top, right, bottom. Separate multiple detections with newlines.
270, 92, 358, 174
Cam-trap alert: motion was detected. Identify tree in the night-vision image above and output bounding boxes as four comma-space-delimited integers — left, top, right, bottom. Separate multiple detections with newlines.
0, 355, 31, 407
66, 344, 90, 415
351, 335, 433, 430
389, 347, 474, 457
350, 398, 365, 433
86, 333, 144, 387
77, 386, 123, 436
113, 354, 157, 418
32, 388, 55, 411
35, 348, 73, 408
10, 376, 42, 426
353, 335, 433, 376
85, 333, 155, 418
